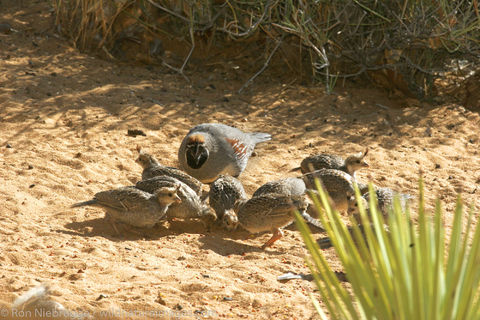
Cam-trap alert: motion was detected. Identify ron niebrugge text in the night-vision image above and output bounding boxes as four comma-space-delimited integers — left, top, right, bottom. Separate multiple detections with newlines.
5, 308, 217, 318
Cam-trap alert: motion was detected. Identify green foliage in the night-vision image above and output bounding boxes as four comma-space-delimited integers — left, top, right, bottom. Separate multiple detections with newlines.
294, 179, 480, 319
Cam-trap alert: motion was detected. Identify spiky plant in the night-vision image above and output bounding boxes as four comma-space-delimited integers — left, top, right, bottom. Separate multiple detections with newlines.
295, 179, 480, 319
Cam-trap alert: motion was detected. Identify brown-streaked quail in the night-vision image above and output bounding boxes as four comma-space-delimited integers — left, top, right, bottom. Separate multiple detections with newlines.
71, 185, 181, 230
252, 177, 306, 197
297, 149, 369, 179
363, 186, 412, 218
251, 177, 325, 231
208, 174, 247, 220
302, 169, 358, 213
226, 193, 308, 249
136, 146, 204, 195
135, 175, 216, 224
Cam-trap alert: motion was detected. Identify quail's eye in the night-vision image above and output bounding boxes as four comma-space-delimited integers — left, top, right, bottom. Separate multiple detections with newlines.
356, 160, 360, 163
168, 193, 173, 197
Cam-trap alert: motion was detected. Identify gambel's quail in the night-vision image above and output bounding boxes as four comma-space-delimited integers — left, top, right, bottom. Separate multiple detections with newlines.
363, 187, 412, 218
224, 194, 308, 249
178, 123, 271, 183
252, 177, 306, 197
135, 175, 216, 224
295, 149, 369, 178
252, 177, 325, 231
208, 174, 247, 220
302, 169, 358, 213
136, 146, 204, 195
71, 185, 181, 229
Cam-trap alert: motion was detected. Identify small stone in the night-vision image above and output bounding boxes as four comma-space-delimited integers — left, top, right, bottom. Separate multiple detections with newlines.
305, 126, 314, 132
96, 294, 108, 301
174, 304, 183, 310
0, 23, 12, 34
435, 164, 441, 169
127, 129, 146, 137
29, 184, 36, 188
27, 164, 33, 170
223, 297, 233, 301
6, 143, 12, 148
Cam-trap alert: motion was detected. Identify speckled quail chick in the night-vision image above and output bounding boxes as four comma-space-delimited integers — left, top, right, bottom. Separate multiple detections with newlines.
251, 177, 324, 231
302, 169, 359, 214
223, 194, 308, 249
136, 146, 204, 196
252, 177, 306, 197
208, 174, 247, 220
71, 185, 181, 231
135, 175, 216, 225
363, 187, 413, 218
298, 149, 369, 179
178, 123, 271, 183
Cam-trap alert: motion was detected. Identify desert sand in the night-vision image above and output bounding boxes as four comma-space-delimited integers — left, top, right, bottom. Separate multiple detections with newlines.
1, 1, 479, 319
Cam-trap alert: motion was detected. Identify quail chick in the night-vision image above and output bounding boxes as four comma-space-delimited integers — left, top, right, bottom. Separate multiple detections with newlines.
136, 146, 204, 195
225, 194, 308, 249
178, 123, 271, 183
302, 169, 358, 213
297, 149, 369, 179
208, 174, 247, 220
252, 177, 325, 231
135, 175, 216, 224
252, 177, 306, 197
363, 187, 412, 218
71, 185, 181, 230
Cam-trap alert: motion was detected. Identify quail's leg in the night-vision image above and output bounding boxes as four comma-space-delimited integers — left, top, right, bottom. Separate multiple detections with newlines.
105, 213, 121, 235
261, 228, 284, 249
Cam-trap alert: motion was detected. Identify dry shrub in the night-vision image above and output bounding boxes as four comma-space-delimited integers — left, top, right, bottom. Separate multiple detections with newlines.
54, 0, 479, 99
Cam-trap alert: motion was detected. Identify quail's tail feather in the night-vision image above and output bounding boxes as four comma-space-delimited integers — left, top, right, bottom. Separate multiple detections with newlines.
250, 132, 272, 143
71, 199, 97, 208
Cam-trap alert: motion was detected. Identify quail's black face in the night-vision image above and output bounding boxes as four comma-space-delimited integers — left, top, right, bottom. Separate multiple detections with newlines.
186, 142, 209, 169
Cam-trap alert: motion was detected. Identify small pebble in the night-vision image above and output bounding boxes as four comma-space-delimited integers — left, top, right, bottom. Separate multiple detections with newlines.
6, 143, 12, 148
27, 164, 33, 170
0, 23, 12, 34
435, 164, 441, 169
29, 184, 35, 188
305, 126, 314, 132
223, 297, 233, 301
96, 294, 108, 301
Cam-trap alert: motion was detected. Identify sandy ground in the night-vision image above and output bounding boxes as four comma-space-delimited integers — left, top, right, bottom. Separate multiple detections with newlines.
1, 1, 479, 319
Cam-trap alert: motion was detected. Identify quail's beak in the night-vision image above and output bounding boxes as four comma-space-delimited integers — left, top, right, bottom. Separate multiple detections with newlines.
174, 194, 182, 204
193, 143, 203, 165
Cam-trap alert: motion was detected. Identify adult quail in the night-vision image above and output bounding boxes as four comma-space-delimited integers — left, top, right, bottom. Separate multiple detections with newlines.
178, 123, 271, 183
224, 193, 308, 249
302, 169, 359, 213
135, 175, 216, 224
136, 146, 204, 196
71, 185, 181, 230
208, 174, 247, 220
296, 149, 369, 178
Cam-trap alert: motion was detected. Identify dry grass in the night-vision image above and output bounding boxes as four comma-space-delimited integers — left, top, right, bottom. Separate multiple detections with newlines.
54, 0, 480, 98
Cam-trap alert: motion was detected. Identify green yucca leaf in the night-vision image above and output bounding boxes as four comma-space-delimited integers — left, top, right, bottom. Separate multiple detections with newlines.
295, 178, 480, 319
